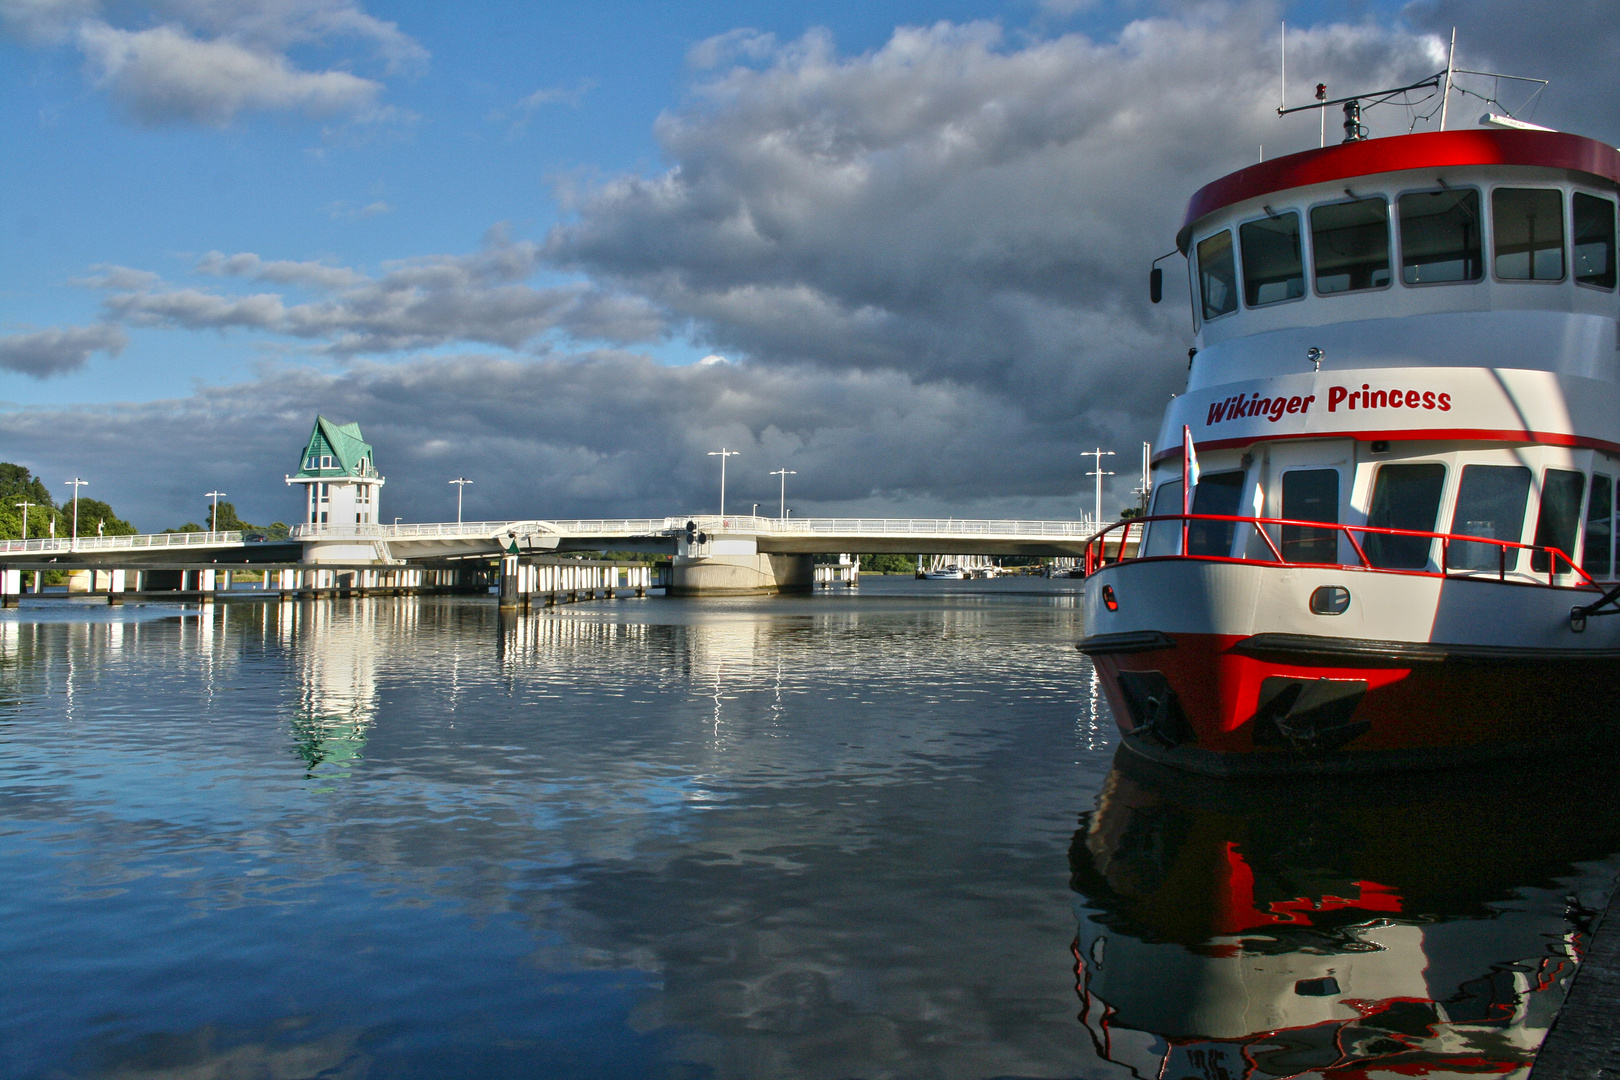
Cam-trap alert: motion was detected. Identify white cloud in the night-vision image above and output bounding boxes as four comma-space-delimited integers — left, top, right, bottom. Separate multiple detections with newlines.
0, 0, 94, 44
2, 0, 425, 126
77, 21, 382, 125
0, 322, 126, 377
92, 230, 667, 354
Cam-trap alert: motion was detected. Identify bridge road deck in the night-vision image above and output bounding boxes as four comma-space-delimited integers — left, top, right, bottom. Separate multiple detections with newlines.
0, 516, 1109, 565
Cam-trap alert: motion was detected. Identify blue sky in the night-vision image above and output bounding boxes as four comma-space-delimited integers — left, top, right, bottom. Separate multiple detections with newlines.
0, 0, 1609, 528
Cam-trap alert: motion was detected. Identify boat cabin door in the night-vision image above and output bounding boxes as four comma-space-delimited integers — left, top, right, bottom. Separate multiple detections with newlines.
1258, 441, 1352, 566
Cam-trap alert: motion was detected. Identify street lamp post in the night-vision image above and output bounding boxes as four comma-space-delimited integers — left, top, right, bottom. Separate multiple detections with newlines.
14, 501, 33, 539
449, 478, 473, 524
64, 478, 87, 550
707, 449, 739, 517
769, 468, 796, 519
1080, 448, 1115, 525
206, 490, 226, 533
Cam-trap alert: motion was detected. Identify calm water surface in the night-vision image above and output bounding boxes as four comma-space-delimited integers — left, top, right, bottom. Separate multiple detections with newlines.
0, 577, 1613, 1079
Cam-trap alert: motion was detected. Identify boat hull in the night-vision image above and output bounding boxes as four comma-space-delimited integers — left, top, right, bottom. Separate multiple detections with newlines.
1081, 558, 1620, 774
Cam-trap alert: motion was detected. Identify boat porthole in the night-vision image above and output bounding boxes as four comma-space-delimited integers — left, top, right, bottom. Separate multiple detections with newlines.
1101, 584, 1119, 612
1309, 585, 1351, 615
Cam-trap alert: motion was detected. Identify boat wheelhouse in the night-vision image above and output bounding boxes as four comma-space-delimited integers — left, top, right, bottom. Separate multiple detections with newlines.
1081, 128, 1620, 774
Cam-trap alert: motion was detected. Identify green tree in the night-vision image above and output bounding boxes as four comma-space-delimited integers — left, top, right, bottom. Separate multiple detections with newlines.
70, 497, 137, 536
857, 553, 918, 573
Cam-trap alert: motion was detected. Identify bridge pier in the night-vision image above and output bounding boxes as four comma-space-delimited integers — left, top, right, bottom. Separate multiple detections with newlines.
669, 546, 813, 596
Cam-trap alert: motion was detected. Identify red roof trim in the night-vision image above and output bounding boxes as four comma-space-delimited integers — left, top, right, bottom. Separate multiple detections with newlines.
1178, 130, 1620, 251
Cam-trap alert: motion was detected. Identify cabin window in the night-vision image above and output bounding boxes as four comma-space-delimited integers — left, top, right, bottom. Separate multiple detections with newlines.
1280, 469, 1339, 562
320, 454, 333, 469
1399, 189, 1482, 284
1197, 231, 1238, 320
1586, 474, 1613, 577
1493, 188, 1565, 281
1574, 193, 1617, 290
1142, 480, 1183, 558
1240, 212, 1304, 306
1448, 465, 1530, 571
1311, 197, 1390, 294
1189, 471, 1245, 557
1531, 469, 1585, 573
1364, 463, 1445, 569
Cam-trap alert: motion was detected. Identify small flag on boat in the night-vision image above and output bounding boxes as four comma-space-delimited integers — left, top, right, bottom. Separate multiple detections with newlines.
1183, 425, 1201, 490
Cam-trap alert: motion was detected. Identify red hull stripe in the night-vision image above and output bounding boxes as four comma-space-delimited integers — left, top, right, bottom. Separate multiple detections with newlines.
1178, 130, 1620, 251
1150, 427, 1620, 466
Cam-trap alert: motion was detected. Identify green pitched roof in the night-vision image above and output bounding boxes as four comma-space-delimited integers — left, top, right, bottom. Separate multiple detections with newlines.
294, 416, 379, 479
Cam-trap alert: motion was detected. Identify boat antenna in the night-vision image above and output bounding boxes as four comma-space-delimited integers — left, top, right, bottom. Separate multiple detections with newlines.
1439, 27, 1456, 130
1279, 21, 1285, 114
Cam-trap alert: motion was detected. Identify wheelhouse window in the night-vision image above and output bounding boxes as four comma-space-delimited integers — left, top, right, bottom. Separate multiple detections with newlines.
1448, 465, 1530, 571
1531, 469, 1585, 573
1142, 480, 1182, 558
1139, 470, 1245, 557
1280, 469, 1338, 562
1574, 193, 1617, 289
1400, 189, 1482, 284
1364, 463, 1445, 569
1311, 197, 1390, 294
1493, 188, 1564, 281
1586, 474, 1614, 578
1239, 212, 1304, 306
1197, 231, 1238, 320
1188, 471, 1245, 557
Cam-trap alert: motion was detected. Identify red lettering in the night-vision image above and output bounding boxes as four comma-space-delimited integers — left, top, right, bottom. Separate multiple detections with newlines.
1302, 395, 1315, 412
1439, 393, 1451, 411
1286, 395, 1302, 414
1388, 389, 1402, 408
1328, 386, 1346, 411
1268, 397, 1287, 421
1349, 392, 1359, 410
1370, 389, 1388, 408
1405, 390, 1421, 408
1206, 401, 1228, 425
1422, 391, 1436, 409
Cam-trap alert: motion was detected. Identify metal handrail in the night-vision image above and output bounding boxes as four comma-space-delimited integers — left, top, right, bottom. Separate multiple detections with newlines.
0, 530, 244, 555
1083, 512, 1598, 589
289, 516, 1103, 541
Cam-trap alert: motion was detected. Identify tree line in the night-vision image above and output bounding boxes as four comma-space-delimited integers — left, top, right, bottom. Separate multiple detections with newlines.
0, 463, 290, 540
0, 464, 135, 539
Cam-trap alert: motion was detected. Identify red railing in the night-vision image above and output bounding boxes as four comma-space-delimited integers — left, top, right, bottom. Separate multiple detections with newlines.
1083, 513, 1599, 589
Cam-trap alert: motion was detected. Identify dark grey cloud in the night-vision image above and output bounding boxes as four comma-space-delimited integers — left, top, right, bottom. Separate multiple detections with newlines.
547, 12, 1443, 429
0, 351, 1103, 530
0, 323, 126, 377
0, 0, 423, 126
1403, 0, 1620, 145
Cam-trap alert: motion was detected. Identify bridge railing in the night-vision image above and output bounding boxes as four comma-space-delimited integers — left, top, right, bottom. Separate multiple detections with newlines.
290, 516, 1104, 541
700, 516, 1101, 538
289, 520, 672, 541
0, 530, 244, 555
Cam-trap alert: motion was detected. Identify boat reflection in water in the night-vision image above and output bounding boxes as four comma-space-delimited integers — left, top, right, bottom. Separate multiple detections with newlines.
1069, 749, 1620, 1077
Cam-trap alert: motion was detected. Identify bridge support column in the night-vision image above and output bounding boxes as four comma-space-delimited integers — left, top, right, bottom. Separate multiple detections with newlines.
1, 568, 20, 608
106, 569, 126, 606
669, 543, 813, 596
499, 555, 520, 610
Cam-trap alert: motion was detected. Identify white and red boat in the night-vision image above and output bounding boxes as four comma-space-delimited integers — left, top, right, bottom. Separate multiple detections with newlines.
1081, 121, 1620, 774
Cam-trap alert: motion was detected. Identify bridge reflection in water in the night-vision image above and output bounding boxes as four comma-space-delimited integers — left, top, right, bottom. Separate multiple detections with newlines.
1070, 750, 1620, 1078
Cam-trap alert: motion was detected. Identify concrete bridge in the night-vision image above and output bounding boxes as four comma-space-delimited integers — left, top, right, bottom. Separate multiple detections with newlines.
0, 514, 1102, 595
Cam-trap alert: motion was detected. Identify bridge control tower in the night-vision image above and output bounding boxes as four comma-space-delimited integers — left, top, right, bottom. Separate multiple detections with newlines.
287, 417, 387, 562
